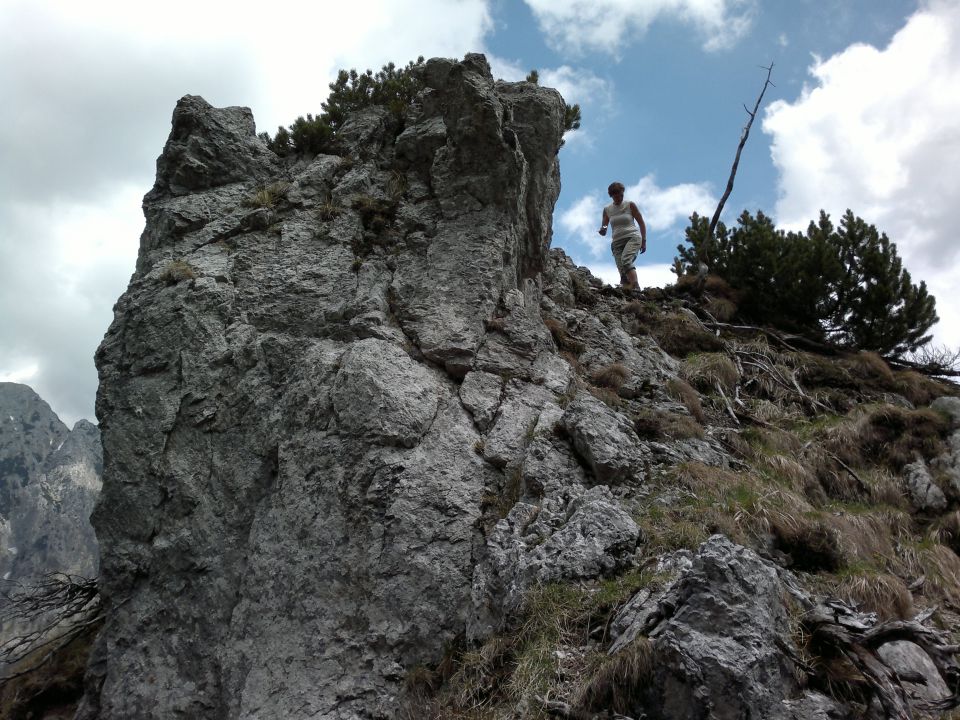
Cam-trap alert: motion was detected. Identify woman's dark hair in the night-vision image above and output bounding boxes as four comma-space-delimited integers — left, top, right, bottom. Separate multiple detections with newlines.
607, 181, 625, 196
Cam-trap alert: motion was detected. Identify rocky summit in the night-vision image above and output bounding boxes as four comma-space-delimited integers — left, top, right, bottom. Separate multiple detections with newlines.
79, 53, 960, 720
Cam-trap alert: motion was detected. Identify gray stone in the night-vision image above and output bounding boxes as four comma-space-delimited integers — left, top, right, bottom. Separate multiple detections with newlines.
486, 484, 640, 610
331, 338, 441, 448
931, 395, 960, 424
876, 639, 951, 707
459, 370, 504, 432
561, 394, 648, 485
902, 459, 948, 512
84, 54, 567, 720
482, 380, 555, 468
621, 536, 807, 720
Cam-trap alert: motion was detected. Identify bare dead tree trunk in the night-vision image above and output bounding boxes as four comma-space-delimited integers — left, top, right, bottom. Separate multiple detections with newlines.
706, 63, 775, 245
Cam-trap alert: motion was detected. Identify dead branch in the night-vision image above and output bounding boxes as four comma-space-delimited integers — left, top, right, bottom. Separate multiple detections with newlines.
787, 591, 960, 718
0, 572, 101, 684
733, 346, 831, 413
707, 63, 775, 242
823, 450, 871, 496
889, 345, 960, 379
714, 381, 740, 425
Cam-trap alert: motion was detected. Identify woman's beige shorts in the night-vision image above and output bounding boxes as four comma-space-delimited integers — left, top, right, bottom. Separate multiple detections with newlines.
611, 234, 644, 275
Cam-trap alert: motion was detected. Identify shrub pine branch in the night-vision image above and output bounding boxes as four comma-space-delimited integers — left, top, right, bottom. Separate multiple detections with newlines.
675, 209, 938, 357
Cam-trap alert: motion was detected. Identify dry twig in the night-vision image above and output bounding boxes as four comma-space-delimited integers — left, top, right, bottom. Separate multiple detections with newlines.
0, 572, 101, 684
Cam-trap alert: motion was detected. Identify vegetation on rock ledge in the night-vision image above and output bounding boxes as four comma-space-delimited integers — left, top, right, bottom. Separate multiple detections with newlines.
261, 58, 582, 157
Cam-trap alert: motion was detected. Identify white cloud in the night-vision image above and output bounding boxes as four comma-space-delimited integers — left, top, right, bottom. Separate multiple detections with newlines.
0, 187, 143, 426
539, 66, 613, 109
763, 0, 960, 348
0, 365, 39, 385
629, 175, 715, 232
560, 194, 606, 257
524, 0, 756, 55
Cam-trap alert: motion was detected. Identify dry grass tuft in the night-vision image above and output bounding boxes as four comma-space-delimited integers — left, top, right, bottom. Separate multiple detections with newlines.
706, 297, 738, 322
931, 511, 960, 555
623, 300, 657, 321
590, 362, 630, 390
894, 370, 947, 407
650, 312, 725, 358
703, 274, 739, 299
577, 638, 654, 713
836, 509, 909, 568
559, 350, 582, 374
633, 409, 704, 441
844, 351, 895, 388
316, 200, 341, 221
769, 513, 844, 572
906, 542, 960, 607
835, 572, 913, 621
544, 317, 585, 355
748, 399, 797, 424
745, 427, 805, 457
861, 467, 907, 510
442, 636, 515, 711
681, 352, 740, 393
858, 405, 950, 470
758, 454, 818, 494
796, 353, 859, 391
158, 259, 197, 285
242, 180, 291, 208
587, 385, 623, 409
659, 412, 705, 441
816, 404, 950, 477
666, 378, 704, 424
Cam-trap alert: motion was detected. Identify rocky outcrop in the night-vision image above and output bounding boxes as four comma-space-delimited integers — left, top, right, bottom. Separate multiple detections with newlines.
82, 52, 960, 720
609, 536, 845, 719
0, 383, 101, 584
84, 54, 580, 719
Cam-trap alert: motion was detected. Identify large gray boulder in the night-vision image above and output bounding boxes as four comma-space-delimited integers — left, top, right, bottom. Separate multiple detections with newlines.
609, 536, 847, 720
82, 54, 576, 720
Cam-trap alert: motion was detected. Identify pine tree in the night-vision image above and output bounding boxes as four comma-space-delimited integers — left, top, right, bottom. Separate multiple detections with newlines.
674, 209, 937, 356
826, 211, 937, 354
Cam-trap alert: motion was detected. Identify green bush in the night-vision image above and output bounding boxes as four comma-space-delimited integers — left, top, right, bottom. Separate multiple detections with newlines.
675, 209, 938, 356
260, 57, 425, 157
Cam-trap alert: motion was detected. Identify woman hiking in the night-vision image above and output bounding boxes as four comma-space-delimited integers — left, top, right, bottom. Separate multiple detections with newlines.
598, 181, 647, 291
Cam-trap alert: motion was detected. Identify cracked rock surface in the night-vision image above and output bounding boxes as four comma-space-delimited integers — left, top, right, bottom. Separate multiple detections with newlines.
83, 54, 584, 720
82, 54, 780, 720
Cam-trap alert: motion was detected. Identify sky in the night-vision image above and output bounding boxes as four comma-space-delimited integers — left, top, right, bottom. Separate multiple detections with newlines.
2, 0, 958, 426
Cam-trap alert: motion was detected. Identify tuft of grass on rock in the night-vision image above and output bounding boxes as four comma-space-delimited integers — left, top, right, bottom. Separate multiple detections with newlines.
665, 377, 704, 424
544, 317, 585, 355
242, 181, 291, 209
577, 638, 654, 714
681, 352, 740, 393
590, 362, 629, 391
158, 260, 196, 285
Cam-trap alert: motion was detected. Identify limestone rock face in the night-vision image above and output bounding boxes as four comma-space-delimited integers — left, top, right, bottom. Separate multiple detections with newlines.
0, 383, 101, 584
84, 54, 576, 720
89, 52, 926, 720
609, 537, 846, 720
